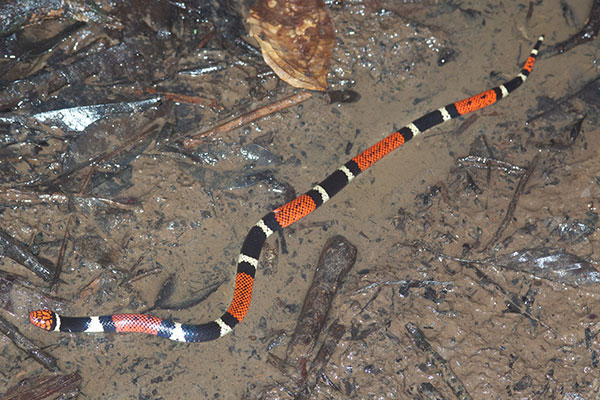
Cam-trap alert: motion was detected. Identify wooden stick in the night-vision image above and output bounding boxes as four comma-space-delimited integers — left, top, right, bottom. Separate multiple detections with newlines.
183, 91, 313, 149
481, 153, 539, 252
0, 314, 58, 372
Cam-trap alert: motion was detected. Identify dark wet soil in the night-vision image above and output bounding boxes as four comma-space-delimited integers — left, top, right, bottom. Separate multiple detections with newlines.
2, 0, 600, 399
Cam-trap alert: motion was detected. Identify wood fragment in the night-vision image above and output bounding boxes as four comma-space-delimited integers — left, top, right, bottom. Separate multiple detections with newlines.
0, 314, 58, 372
196, 30, 216, 50
0, 228, 56, 282
526, 1, 534, 21
528, 76, 600, 124
50, 216, 71, 289
406, 322, 472, 400
294, 322, 345, 399
0, 188, 139, 209
453, 114, 479, 137
145, 88, 220, 109
183, 91, 313, 149
456, 155, 524, 175
0, 0, 122, 37
545, 0, 600, 56
2, 371, 81, 400
481, 154, 539, 253
286, 235, 357, 365
0, 42, 126, 110
261, 236, 356, 398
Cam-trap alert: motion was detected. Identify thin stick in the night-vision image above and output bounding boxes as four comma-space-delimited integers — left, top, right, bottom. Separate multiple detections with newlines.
0, 188, 140, 209
406, 322, 472, 400
481, 153, 539, 253
183, 91, 313, 149
0, 314, 58, 372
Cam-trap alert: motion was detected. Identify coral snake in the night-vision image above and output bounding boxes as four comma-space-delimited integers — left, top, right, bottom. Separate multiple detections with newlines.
30, 36, 544, 343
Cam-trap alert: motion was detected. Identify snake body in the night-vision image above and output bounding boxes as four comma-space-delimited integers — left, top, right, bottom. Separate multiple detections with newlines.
30, 36, 544, 342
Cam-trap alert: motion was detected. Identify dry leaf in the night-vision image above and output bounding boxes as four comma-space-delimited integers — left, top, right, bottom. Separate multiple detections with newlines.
246, 0, 335, 91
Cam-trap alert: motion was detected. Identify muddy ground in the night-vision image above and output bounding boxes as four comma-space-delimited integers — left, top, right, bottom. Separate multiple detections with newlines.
1, 0, 600, 398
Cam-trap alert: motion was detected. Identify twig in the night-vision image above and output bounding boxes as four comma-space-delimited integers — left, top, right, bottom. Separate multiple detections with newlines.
456, 155, 524, 175
294, 322, 346, 399
453, 114, 480, 137
196, 30, 216, 50
0, 188, 139, 209
354, 279, 453, 294
119, 255, 153, 286
0, 314, 58, 372
38, 119, 165, 189
145, 87, 220, 108
50, 216, 71, 289
184, 91, 313, 149
2, 371, 81, 399
527, 75, 600, 124
481, 153, 539, 253
286, 236, 357, 363
406, 322, 472, 400
0, 229, 56, 282
544, 0, 600, 57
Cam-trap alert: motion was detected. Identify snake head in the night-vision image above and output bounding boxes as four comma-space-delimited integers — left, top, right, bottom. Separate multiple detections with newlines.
29, 309, 57, 331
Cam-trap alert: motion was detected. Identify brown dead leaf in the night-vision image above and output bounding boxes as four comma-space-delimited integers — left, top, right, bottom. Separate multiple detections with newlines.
246, 0, 335, 91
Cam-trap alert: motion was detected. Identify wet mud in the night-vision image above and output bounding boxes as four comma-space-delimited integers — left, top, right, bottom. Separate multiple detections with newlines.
1, 0, 600, 399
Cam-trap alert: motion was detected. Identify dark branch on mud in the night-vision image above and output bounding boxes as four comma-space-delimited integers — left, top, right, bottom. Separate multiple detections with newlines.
406, 322, 473, 400
0, 313, 58, 372
481, 154, 539, 253
543, 0, 600, 57
0, 229, 56, 282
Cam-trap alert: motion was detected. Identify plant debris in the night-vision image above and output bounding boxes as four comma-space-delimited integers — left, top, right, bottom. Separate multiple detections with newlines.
246, 0, 335, 91
0, 313, 58, 372
2, 371, 81, 399
0, 228, 56, 282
